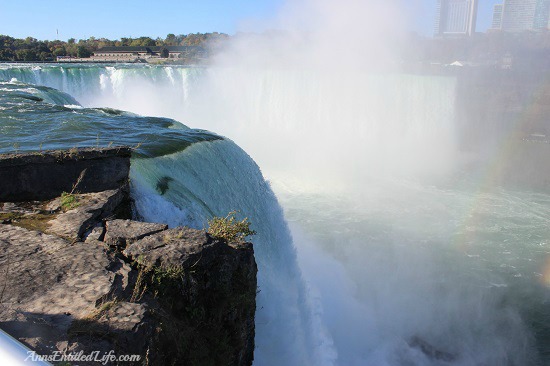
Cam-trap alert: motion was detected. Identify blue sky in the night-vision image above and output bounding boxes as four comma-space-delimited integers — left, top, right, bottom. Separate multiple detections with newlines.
0, 0, 501, 41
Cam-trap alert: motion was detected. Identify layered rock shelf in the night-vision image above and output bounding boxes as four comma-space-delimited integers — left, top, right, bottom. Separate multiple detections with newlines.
0, 147, 257, 366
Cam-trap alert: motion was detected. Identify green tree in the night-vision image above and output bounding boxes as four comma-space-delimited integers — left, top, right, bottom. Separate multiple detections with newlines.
165, 33, 177, 45
76, 45, 91, 58
129, 37, 156, 47
15, 49, 37, 61
52, 47, 67, 57
0, 49, 15, 61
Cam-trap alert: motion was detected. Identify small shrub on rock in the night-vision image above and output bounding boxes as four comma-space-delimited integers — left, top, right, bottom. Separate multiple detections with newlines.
207, 211, 256, 242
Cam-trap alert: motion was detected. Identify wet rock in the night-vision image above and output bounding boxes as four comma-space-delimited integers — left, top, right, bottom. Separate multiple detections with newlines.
408, 336, 457, 362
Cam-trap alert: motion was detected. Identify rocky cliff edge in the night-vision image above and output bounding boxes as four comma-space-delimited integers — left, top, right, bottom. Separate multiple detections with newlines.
0, 147, 257, 366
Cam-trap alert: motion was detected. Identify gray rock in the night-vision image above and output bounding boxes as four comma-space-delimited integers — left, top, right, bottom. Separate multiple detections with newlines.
124, 226, 257, 366
84, 224, 106, 243
104, 219, 167, 248
66, 301, 154, 365
0, 226, 131, 356
47, 188, 127, 241
124, 226, 210, 266
0, 147, 257, 366
408, 336, 457, 362
0, 147, 131, 202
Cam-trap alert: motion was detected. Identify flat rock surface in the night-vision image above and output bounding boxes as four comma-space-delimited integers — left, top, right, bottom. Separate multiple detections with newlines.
124, 226, 214, 267
104, 219, 168, 248
0, 226, 130, 355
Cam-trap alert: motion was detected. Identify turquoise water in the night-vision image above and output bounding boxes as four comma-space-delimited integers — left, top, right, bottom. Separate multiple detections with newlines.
0, 78, 219, 157
1, 63, 549, 366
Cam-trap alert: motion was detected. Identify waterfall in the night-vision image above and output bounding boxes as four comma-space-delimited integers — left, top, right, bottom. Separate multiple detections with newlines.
1, 64, 548, 365
130, 140, 336, 365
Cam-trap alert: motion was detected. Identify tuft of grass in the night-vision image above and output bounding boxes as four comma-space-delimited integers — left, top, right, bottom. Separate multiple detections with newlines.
131, 261, 150, 302
82, 299, 119, 322
130, 259, 185, 302
59, 168, 87, 211
60, 192, 80, 211
68, 146, 79, 157
207, 211, 256, 243
67, 299, 118, 340
162, 229, 184, 243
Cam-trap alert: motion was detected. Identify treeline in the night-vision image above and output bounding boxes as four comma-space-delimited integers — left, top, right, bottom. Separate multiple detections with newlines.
0, 33, 229, 62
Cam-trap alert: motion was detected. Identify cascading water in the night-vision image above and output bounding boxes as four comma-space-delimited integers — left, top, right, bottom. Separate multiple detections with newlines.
0, 76, 333, 365
0, 64, 200, 118
130, 142, 335, 365
1, 63, 549, 365
177, 65, 550, 366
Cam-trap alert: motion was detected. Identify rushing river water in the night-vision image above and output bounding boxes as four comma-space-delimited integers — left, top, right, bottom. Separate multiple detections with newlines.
1, 63, 549, 366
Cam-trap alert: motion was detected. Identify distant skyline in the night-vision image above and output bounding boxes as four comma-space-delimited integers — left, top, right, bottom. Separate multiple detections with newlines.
0, 0, 503, 41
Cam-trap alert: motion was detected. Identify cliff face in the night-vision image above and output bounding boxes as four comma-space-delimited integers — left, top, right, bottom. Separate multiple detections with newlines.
0, 147, 257, 365
0, 147, 131, 202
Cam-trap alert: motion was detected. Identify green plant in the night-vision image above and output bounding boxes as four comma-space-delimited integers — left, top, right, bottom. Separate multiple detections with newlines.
131, 260, 150, 302
150, 265, 185, 297
60, 192, 79, 211
59, 169, 87, 211
207, 211, 256, 242
130, 259, 185, 302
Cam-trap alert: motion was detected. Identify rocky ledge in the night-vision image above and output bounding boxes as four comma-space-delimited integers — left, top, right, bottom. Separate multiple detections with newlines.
0, 148, 257, 365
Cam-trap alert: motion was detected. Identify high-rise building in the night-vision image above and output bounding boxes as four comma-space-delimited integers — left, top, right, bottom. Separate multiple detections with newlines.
491, 4, 504, 29
501, 0, 537, 31
493, 0, 550, 31
534, 0, 550, 29
434, 0, 479, 37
